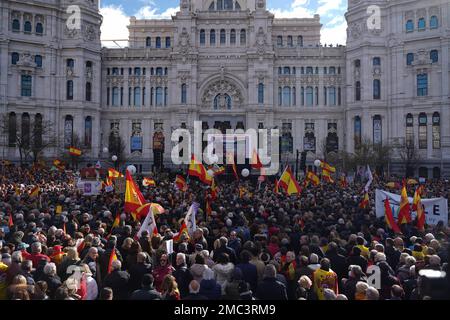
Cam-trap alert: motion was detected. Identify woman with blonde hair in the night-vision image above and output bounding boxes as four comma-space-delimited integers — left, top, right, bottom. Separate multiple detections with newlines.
7, 275, 33, 300
161, 274, 180, 300
58, 247, 80, 281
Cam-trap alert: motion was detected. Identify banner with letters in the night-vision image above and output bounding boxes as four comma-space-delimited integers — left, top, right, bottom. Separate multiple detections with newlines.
375, 189, 448, 226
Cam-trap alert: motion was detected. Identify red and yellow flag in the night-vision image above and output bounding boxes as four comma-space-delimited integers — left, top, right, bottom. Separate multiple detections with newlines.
322, 168, 335, 184
279, 166, 302, 195
112, 213, 121, 229
414, 187, 426, 231
398, 184, 412, 225
384, 198, 401, 234
108, 168, 123, 179
320, 161, 336, 173
188, 154, 205, 178
359, 192, 369, 209
142, 177, 156, 187
124, 170, 146, 220
175, 175, 188, 192
173, 221, 189, 242
29, 186, 40, 198
251, 149, 263, 170
8, 214, 13, 228
306, 171, 320, 187
206, 199, 212, 216
214, 166, 225, 176
339, 175, 348, 188
107, 250, 118, 274
69, 146, 82, 156
227, 153, 239, 181
210, 179, 218, 200
201, 169, 213, 186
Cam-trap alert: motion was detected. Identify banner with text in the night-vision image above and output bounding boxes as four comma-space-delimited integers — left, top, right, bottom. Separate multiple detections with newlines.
375, 189, 448, 226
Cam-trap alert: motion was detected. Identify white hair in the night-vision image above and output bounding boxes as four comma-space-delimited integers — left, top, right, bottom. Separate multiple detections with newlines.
44, 262, 57, 276
355, 281, 369, 294
400, 253, 410, 264
202, 267, 215, 281
336, 294, 348, 300
366, 287, 380, 300
405, 256, 416, 267
429, 255, 441, 266
374, 252, 386, 263
177, 252, 186, 264
11, 251, 22, 263
309, 253, 319, 264
111, 259, 122, 271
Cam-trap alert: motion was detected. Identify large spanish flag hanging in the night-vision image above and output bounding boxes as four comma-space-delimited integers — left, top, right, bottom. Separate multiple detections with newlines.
384, 198, 401, 234
124, 169, 146, 219
69, 146, 82, 156
278, 166, 302, 195
397, 183, 412, 225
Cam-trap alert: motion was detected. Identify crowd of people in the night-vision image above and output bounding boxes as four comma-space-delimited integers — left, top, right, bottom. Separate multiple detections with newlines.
0, 162, 449, 300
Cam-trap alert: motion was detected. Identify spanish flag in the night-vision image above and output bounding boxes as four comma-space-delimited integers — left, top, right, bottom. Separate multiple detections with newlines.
359, 192, 369, 209
414, 187, 426, 231
108, 168, 123, 179
188, 155, 205, 179
412, 185, 423, 211
322, 168, 335, 184
278, 166, 302, 195
175, 175, 188, 192
384, 198, 401, 233
306, 171, 320, 187
142, 177, 156, 187
201, 169, 213, 186
124, 169, 146, 220
214, 166, 226, 176
251, 149, 263, 170
339, 175, 348, 188
107, 249, 118, 274
69, 146, 82, 156
29, 186, 40, 198
239, 187, 246, 198
320, 161, 336, 173
173, 221, 189, 242
112, 212, 121, 229
227, 153, 239, 181
397, 183, 412, 225
206, 199, 212, 216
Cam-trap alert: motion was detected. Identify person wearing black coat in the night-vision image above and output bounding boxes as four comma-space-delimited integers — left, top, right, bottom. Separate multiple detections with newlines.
184, 280, 208, 300
128, 252, 153, 293
255, 265, 288, 300
213, 237, 237, 264
326, 242, 347, 281
172, 253, 193, 299
130, 274, 161, 300
346, 247, 368, 273
102, 260, 130, 300
385, 238, 401, 269
100, 241, 123, 281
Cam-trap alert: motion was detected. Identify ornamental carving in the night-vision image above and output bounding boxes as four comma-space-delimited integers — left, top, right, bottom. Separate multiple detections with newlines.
178, 28, 191, 55
17, 53, 36, 68
201, 78, 244, 109
255, 27, 267, 55
349, 22, 362, 40
83, 24, 97, 42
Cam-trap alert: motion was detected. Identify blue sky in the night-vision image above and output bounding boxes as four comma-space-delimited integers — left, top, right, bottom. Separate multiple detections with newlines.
99, 0, 348, 47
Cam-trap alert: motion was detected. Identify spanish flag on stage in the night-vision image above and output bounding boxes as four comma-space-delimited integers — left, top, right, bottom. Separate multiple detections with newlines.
69, 146, 82, 156
359, 192, 369, 209
397, 183, 412, 225
306, 171, 320, 187
278, 166, 302, 195
107, 249, 118, 274
142, 177, 156, 187
175, 175, 188, 192
124, 169, 146, 220
29, 186, 40, 198
384, 198, 401, 234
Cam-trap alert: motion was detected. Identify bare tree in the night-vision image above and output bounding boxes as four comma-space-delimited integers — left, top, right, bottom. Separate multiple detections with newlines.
398, 140, 421, 177
59, 134, 89, 170
0, 114, 56, 165
108, 134, 127, 169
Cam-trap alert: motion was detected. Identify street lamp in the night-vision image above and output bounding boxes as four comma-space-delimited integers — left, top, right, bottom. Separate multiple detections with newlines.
112, 155, 118, 170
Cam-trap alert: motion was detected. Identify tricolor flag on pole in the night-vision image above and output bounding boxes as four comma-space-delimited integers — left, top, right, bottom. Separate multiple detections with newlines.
384, 197, 402, 234
124, 169, 146, 220
69, 146, 82, 156
278, 166, 302, 195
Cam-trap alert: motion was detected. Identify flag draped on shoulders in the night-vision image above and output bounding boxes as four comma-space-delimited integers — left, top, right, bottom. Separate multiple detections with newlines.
278, 166, 302, 195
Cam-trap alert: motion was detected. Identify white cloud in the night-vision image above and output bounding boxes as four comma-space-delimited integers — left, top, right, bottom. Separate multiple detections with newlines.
321, 19, 347, 45
100, 5, 130, 46
270, 0, 314, 18
317, 0, 345, 17
134, 6, 179, 19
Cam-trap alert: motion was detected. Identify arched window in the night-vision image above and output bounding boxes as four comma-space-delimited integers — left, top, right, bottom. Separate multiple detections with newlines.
210, 29, 216, 45
373, 57, 381, 66
84, 116, 92, 148
432, 112, 440, 149
21, 113, 30, 148
293, 87, 296, 106
418, 18, 425, 30
35, 55, 42, 68
287, 35, 293, 47
282, 87, 291, 106
284, 67, 290, 75
36, 23, 43, 35
407, 53, 414, 65
156, 37, 161, 48
354, 116, 361, 150
220, 29, 226, 45
181, 84, 187, 104
165, 37, 171, 48
134, 87, 141, 106
64, 115, 73, 147
230, 29, 236, 45
24, 21, 32, 33
373, 79, 381, 99
258, 83, 264, 104
430, 16, 438, 29
224, 0, 233, 10
66, 80, 73, 100
315, 87, 319, 105
146, 37, 151, 47
355, 81, 361, 101
156, 87, 163, 106
277, 36, 283, 47
406, 20, 414, 32
297, 36, 303, 47
112, 87, 119, 106
278, 87, 282, 106
8, 112, 17, 147
306, 87, 313, 106
11, 52, 19, 65
240, 29, 246, 46
86, 82, 92, 102
430, 50, 438, 63
406, 113, 414, 146
67, 59, 74, 68
328, 87, 336, 105
200, 30, 206, 45
418, 113, 427, 149
417, 74, 428, 96
156, 67, 163, 76
12, 19, 20, 31
301, 87, 304, 106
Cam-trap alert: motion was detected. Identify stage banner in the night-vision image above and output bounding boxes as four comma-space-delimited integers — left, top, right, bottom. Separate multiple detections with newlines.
375, 189, 448, 226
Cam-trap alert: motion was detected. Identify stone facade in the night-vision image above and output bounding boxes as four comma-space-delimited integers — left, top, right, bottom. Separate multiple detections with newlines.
1, 0, 449, 178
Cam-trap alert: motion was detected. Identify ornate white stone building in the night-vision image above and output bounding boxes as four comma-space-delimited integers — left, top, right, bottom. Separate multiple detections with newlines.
1, 0, 449, 178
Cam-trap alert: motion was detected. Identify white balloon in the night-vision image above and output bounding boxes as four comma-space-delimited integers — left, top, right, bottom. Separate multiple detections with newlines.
111, 155, 118, 162
241, 168, 250, 177
127, 165, 137, 175
314, 160, 322, 168
102, 147, 109, 153
207, 169, 215, 177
